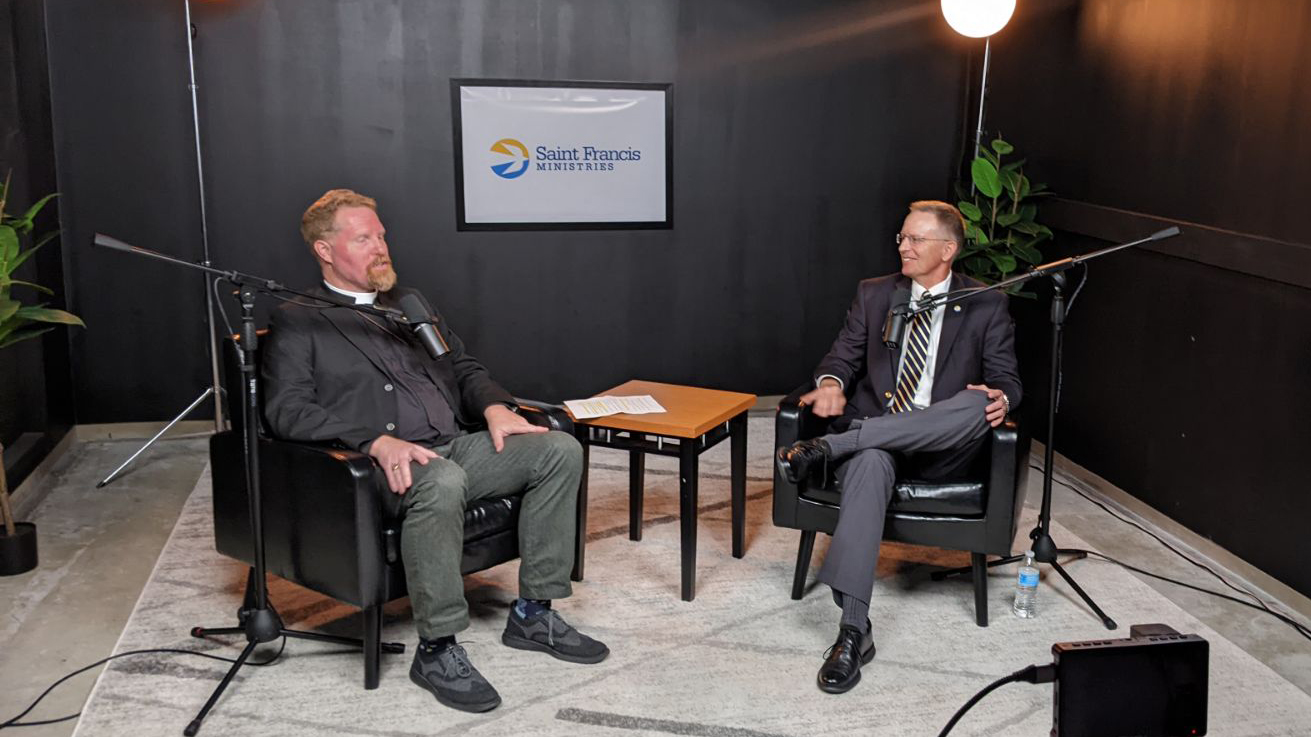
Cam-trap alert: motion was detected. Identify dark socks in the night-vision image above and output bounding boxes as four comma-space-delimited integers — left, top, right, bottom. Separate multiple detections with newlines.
420, 634, 456, 654
832, 587, 871, 634
514, 598, 551, 619
823, 429, 861, 458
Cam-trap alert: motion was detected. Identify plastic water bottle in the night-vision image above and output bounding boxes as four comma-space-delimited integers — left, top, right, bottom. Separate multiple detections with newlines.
1013, 550, 1039, 618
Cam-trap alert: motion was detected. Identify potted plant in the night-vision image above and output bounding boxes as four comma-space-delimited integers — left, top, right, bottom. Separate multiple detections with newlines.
0, 172, 83, 575
955, 136, 1053, 297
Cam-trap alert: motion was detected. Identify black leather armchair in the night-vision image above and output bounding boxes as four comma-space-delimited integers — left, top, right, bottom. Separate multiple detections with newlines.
209, 335, 574, 689
772, 384, 1030, 626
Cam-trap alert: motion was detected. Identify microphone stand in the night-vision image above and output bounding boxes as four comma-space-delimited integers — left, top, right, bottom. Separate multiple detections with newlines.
913, 226, 1181, 631
92, 234, 409, 736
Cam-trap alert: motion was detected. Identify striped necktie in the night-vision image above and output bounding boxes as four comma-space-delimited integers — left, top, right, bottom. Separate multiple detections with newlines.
890, 294, 936, 413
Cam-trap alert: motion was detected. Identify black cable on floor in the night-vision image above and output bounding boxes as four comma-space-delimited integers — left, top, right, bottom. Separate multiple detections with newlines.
937, 663, 1056, 737
0, 639, 287, 730
1030, 462, 1311, 643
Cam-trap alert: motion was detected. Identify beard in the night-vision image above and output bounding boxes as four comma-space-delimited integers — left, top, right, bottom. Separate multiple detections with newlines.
366, 258, 397, 292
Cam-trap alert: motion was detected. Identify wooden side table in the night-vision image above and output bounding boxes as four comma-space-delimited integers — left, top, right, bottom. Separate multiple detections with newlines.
568, 380, 755, 601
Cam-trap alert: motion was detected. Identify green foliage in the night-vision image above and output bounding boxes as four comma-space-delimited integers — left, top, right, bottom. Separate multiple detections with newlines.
0, 172, 83, 350
956, 137, 1053, 297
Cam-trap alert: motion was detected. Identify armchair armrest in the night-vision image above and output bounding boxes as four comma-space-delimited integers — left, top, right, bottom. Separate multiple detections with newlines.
512, 397, 574, 434
981, 416, 1031, 555
210, 430, 393, 608
774, 384, 839, 528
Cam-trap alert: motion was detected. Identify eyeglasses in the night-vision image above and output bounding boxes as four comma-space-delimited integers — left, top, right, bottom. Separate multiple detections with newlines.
895, 233, 954, 247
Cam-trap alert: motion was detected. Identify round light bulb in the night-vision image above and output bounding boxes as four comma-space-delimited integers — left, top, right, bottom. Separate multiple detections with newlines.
941, 0, 1016, 38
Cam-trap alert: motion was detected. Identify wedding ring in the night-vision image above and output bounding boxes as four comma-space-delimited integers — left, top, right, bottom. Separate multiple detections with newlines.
391, 464, 400, 471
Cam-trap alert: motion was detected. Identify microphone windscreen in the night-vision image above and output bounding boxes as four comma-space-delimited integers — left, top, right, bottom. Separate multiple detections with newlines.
398, 293, 430, 324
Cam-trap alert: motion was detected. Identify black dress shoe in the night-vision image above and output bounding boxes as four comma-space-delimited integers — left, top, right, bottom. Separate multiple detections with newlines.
775, 438, 832, 484
817, 622, 876, 694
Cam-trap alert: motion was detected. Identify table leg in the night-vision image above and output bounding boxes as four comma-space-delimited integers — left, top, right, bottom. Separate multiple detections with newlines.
629, 432, 646, 541
730, 412, 747, 559
571, 440, 589, 582
679, 440, 698, 601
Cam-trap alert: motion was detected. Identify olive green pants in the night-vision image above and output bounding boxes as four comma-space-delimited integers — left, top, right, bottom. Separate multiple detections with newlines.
399, 429, 582, 639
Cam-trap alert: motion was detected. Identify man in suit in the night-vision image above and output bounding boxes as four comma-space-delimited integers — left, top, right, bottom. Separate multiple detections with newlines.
775, 200, 1021, 694
263, 189, 608, 714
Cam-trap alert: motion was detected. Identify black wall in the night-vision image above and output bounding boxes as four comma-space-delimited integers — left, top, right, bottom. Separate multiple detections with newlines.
1, 0, 73, 488
988, 0, 1311, 597
45, 0, 974, 421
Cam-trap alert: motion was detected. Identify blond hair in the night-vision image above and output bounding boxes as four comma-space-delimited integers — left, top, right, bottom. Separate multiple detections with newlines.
300, 189, 377, 249
908, 200, 966, 247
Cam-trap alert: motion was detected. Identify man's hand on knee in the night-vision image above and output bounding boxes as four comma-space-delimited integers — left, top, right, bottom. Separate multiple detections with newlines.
484, 404, 549, 452
799, 380, 847, 418
368, 435, 440, 493
966, 384, 1009, 427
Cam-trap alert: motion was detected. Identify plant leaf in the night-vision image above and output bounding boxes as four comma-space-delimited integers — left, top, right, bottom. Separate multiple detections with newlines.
0, 225, 17, 268
14, 305, 84, 326
957, 201, 983, 221
8, 280, 53, 295
991, 138, 1015, 156
971, 158, 1002, 199
8, 230, 57, 273
1001, 158, 1028, 173
1019, 204, 1037, 222
1011, 220, 1042, 236
988, 252, 1018, 274
998, 169, 1020, 196
17, 193, 59, 230
0, 298, 18, 323
980, 147, 999, 167
1014, 242, 1042, 264
0, 326, 55, 350
964, 222, 990, 245
997, 211, 1021, 227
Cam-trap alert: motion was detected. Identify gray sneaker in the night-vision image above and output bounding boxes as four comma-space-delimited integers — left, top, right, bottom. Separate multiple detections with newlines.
409, 641, 501, 713
502, 607, 610, 664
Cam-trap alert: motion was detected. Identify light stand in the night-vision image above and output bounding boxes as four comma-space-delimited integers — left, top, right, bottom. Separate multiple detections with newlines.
97, 0, 224, 488
92, 234, 409, 736
917, 227, 1181, 630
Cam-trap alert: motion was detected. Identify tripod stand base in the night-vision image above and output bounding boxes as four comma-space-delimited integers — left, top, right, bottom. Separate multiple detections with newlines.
184, 569, 407, 735
932, 544, 1117, 631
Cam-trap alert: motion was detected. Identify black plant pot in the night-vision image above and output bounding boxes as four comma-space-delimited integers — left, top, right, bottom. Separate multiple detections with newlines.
0, 522, 38, 576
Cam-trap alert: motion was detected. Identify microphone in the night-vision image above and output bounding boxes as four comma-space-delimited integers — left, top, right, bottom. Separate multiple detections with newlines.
398, 293, 450, 359
881, 287, 912, 350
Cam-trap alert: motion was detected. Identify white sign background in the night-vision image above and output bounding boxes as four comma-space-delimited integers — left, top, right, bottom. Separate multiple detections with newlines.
457, 84, 668, 226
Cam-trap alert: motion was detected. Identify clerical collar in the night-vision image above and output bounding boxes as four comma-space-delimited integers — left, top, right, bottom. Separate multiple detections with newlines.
324, 280, 377, 305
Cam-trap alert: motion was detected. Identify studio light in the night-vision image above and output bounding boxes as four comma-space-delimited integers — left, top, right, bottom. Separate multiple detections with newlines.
941, 0, 1016, 39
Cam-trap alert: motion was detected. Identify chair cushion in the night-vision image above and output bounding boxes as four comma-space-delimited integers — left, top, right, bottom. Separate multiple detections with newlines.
800, 475, 986, 517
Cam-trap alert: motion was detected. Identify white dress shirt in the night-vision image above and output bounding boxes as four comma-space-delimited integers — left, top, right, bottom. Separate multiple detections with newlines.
899, 275, 951, 410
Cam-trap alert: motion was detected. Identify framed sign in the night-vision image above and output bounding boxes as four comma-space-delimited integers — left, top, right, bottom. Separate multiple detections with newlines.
452, 79, 673, 230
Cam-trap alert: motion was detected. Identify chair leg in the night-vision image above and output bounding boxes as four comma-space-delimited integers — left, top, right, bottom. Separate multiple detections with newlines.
364, 603, 382, 690
971, 552, 988, 627
792, 530, 817, 600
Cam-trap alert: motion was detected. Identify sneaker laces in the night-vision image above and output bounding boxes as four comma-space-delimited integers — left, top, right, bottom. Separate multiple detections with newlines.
543, 610, 578, 647
445, 644, 473, 678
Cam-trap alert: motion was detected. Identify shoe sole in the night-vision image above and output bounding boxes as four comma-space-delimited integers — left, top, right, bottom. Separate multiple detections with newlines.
817, 643, 877, 695
409, 669, 502, 713
774, 451, 801, 485
502, 632, 610, 664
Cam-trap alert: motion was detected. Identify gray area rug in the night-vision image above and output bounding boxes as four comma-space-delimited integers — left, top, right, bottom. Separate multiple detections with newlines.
74, 418, 1311, 736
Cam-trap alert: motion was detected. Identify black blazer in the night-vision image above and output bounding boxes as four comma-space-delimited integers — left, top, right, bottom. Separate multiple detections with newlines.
262, 284, 514, 450
812, 272, 1022, 426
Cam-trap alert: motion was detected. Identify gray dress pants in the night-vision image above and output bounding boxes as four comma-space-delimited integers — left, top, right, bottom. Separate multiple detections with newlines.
816, 389, 991, 604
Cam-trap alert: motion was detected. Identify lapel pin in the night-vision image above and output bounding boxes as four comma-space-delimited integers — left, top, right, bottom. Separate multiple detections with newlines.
953, 305, 962, 312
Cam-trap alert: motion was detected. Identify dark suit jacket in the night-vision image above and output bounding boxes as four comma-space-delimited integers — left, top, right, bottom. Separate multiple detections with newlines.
812, 272, 1022, 427
262, 284, 513, 451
